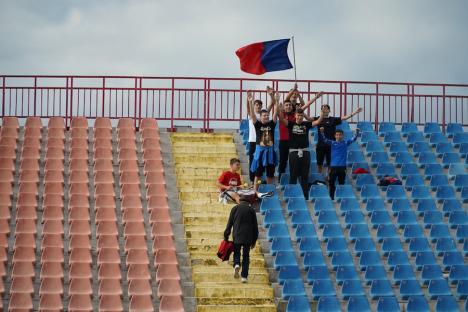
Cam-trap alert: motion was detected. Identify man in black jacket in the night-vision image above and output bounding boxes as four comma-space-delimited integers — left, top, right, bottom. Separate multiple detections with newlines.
223, 195, 259, 283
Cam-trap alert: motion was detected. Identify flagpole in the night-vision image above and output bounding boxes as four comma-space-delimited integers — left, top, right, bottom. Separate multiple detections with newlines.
291, 36, 297, 82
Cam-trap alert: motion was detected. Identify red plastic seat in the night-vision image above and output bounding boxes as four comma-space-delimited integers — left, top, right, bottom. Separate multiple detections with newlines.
39, 293, 63, 310
39, 277, 63, 295
10, 276, 34, 294
69, 278, 93, 295
145, 172, 166, 186
117, 128, 136, 141
122, 209, 144, 223
99, 279, 123, 296
69, 183, 90, 196
119, 171, 140, 186
0, 128, 18, 141
128, 279, 152, 296
46, 137, 65, 150
69, 248, 92, 264
154, 250, 178, 267
13, 234, 35, 249
69, 220, 91, 236
0, 218, 10, 234
159, 295, 184, 312
69, 263, 92, 279
25, 116, 43, 128
143, 159, 164, 175
119, 159, 139, 173
156, 264, 180, 281
93, 138, 112, 150
93, 159, 114, 173
94, 117, 112, 129
97, 235, 119, 250
118, 139, 137, 151
151, 222, 174, 238
127, 264, 150, 280
69, 235, 91, 250
71, 117, 88, 129
0, 205, 10, 220
124, 222, 146, 238
143, 149, 162, 162
40, 262, 63, 279
42, 220, 64, 236
43, 194, 64, 208
98, 263, 121, 280
70, 148, 88, 160
8, 293, 33, 310
19, 170, 39, 184
117, 118, 134, 129
141, 129, 159, 140
68, 294, 93, 311
94, 183, 115, 197
42, 206, 64, 222
94, 128, 112, 140
69, 159, 89, 172
99, 294, 123, 311
70, 137, 89, 149
69, 170, 89, 184
96, 221, 118, 237
126, 249, 149, 266
158, 280, 182, 298
41, 247, 64, 263
94, 147, 113, 160
45, 147, 64, 160
44, 182, 64, 195
0, 169, 14, 183
149, 208, 171, 223
47, 127, 66, 139
94, 171, 114, 185
2, 116, 19, 129
24, 127, 42, 139
69, 194, 90, 210
97, 248, 120, 265
21, 146, 41, 160
139, 118, 159, 131
70, 128, 88, 139
19, 159, 39, 173
95, 208, 117, 223
124, 236, 147, 252
15, 206, 37, 221
129, 295, 153, 312
69, 206, 90, 222
48, 117, 65, 129
152, 236, 176, 252
0, 158, 16, 172
11, 262, 35, 278
120, 183, 141, 197
41, 234, 63, 250
44, 159, 64, 172
15, 219, 37, 235
121, 195, 142, 210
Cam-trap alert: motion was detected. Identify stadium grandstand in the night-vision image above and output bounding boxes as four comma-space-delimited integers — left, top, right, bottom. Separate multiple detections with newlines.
0, 75, 467, 311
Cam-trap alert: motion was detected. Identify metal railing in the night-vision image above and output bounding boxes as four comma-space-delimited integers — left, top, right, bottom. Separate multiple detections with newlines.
1, 75, 467, 131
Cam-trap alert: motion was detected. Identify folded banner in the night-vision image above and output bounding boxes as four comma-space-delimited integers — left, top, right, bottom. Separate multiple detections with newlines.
235, 39, 293, 75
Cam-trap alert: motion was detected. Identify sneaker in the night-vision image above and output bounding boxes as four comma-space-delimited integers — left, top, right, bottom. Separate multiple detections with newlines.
234, 265, 240, 278
241, 277, 248, 283
258, 191, 274, 199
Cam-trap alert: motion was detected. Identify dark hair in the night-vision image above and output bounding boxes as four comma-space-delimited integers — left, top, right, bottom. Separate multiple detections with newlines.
335, 129, 344, 134
230, 158, 240, 165
296, 108, 304, 114
254, 100, 263, 106
321, 104, 330, 110
260, 109, 269, 115
283, 100, 292, 105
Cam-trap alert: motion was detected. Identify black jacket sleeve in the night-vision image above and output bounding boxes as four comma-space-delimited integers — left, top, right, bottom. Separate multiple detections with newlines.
251, 208, 259, 245
224, 205, 237, 241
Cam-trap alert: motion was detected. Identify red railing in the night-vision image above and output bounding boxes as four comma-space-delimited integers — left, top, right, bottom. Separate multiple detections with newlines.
1, 75, 468, 131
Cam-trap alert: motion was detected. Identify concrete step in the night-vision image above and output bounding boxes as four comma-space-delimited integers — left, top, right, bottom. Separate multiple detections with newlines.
195, 283, 274, 299
197, 304, 276, 312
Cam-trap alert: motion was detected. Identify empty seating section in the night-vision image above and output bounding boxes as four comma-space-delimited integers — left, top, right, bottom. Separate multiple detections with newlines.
0, 117, 180, 311
171, 133, 275, 311
241, 119, 467, 311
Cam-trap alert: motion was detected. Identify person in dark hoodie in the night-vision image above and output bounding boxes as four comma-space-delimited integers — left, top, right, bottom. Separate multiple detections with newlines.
223, 194, 259, 283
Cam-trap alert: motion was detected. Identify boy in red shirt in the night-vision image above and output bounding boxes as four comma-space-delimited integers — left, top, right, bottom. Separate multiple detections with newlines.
218, 158, 272, 204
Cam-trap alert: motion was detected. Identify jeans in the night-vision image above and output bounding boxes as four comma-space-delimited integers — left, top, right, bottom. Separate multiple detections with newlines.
233, 243, 250, 278
248, 142, 256, 183
289, 150, 310, 199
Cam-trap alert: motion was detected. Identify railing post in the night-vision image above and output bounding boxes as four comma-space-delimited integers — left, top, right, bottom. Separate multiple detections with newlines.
170, 78, 175, 132
33, 77, 37, 116
70, 77, 74, 127
102, 77, 105, 117
206, 79, 212, 132
411, 85, 415, 123
133, 78, 138, 128
65, 77, 69, 128
442, 85, 446, 133
339, 82, 343, 117
239, 79, 243, 121
138, 77, 143, 129
2, 76, 5, 118
344, 82, 348, 117
374, 83, 379, 132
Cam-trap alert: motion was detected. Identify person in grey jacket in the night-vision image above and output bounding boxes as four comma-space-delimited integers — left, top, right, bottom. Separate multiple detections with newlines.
223, 195, 259, 283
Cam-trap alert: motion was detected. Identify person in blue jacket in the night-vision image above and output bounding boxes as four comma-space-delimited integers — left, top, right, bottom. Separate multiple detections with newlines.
319, 127, 360, 199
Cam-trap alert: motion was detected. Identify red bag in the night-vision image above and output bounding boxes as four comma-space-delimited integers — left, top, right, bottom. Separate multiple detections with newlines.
352, 168, 370, 174
217, 240, 234, 261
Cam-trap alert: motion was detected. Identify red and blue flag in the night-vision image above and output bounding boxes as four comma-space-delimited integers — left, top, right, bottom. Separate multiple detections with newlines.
235, 39, 293, 75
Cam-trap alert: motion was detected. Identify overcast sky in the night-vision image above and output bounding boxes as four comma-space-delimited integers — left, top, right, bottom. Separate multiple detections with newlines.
1, 0, 468, 84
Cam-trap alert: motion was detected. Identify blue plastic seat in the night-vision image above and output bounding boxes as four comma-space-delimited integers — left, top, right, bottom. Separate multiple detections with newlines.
317, 296, 340, 312
286, 197, 308, 214
448, 163, 466, 179
407, 131, 426, 147
364, 266, 387, 285
454, 174, 468, 191
447, 123, 464, 137
415, 251, 438, 270
295, 224, 317, 241
424, 163, 444, 177
325, 237, 348, 256
387, 251, 410, 270
394, 211, 417, 230
379, 122, 396, 136
435, 296, 459, 312
341, 280, 365, 299
448, 211, 468, 228
313, 198, 334, 215
400, 164, 420, 179
331, 251, 354, 270
442, 152, 461, 168
429, 224, 451, 242
322, 224, 344, 241
271, 237, 294, 255
259, 184, 277, 194
428, 279, 452, 299
359, 251, 382, 270
298, 237, 321, 255
306, 265, 330, 284
381, 238, 404, 256
336, 266, 359, 285
365, 198, 386, 215
386, 185, 407, 201
355, 174, 375, 191
308, 173, 325, 184
291, 210, 313, 227
339, 198, 360, 215
401, 122, 419, 136
399, 279, 423, 299
370, 211, 392, 228
349, 224, 371, 242
435, 142, 455, 157
347, 150, 366, 165
370, 151, 390, 167
462, 187, 468, 203
264, 210, 286, 227
435, 238, 457, 256
344, 211, 366, 228
417, 152, 438, 167
384, 131, 402, 146
453, 132, 468, 147
347, 296, 371, 312
395, 152, 414, 167
353, 238, 377, 256
449, 265, 468, 285
403, 224, 425, 242
308, 185, 329, 201
392, 265, 416, 285
274, 251, 298, 270
361, 185, 381, 202
284, 184, 305, 199
317, 210, 339, 228
278, 266, 302, 284
337, 121, 351, 131
429, 132, 449, 147
406, 295, 430, 312
286, 296, 311, 312
260, 197, 282, 213
442, 252, 464, 270
424, 122, 442, 137
370, 279, 394, 299
351, 162, 371, 173
282, 279, 306, 299
303, 251, 326, 269
357, 121, 374, 132
280, 173, 291, 186
390, 199, 412, 215
457, 281, 468, 300
435, 185, 456, 202
408, 238, 432, 256
442, 199, 463, 215
376, 163, 396, 177
421, 264, 443, 285
416, 198, 438, 215
389, 141, 408, 157
267, 224, 290, 240
366, 140, 385, 156
360, 131, 379, 146
334, 185, 355, 201
429, 174, 450, 190
410, 185, 431, 202
422, 211, 444, 228
376, 224, 399, 242
412, 141, 431, 156
376, 296, 400, 312
459, 143, 468, 156
456, 225, 468, 243
311, 279, 336, 300
348, 141, 361, 151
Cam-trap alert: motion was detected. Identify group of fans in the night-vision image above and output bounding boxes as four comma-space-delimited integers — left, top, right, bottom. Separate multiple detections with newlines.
220, 85, 363, 283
